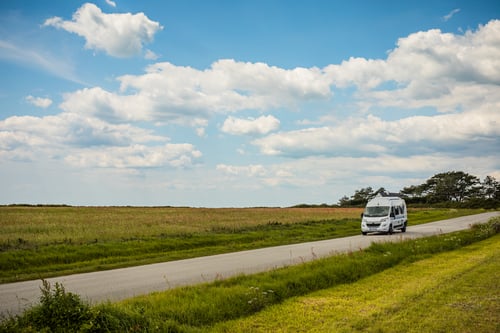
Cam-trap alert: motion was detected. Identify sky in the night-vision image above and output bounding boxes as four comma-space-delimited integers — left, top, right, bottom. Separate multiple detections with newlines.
0, 0, 499, 207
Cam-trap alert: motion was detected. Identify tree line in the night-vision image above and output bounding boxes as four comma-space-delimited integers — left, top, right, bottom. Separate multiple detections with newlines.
338, 171, 500, 208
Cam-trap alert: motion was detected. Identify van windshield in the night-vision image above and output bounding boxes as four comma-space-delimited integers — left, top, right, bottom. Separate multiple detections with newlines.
364, 206, 390, 217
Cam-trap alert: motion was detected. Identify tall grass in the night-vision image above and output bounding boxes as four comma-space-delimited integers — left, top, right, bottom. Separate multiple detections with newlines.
117, 218, 500, 330
2, 218, 497, 332
0, 207, 487, 283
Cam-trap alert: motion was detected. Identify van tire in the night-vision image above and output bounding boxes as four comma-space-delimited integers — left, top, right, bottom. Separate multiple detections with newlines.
362, 232, 367, 236
388, 224, 393, 235
402, 221, 407, 233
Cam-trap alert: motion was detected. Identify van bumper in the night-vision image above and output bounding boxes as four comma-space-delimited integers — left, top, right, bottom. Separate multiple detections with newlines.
361, 223, 390, 233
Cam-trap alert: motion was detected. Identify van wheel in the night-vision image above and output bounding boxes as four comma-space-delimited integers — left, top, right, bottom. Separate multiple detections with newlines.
402, 221, 407, 233
388, 224, 393, 235
362, 232, 367, 236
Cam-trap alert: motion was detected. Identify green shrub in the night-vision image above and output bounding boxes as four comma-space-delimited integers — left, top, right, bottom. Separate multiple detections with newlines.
22, 280, 91, 332
0, 280, 148, 332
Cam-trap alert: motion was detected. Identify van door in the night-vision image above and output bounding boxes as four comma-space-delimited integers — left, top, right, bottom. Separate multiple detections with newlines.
391, 206, 401, 228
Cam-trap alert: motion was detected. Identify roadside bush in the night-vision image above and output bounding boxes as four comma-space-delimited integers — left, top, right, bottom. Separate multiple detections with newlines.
0, 280, 148, 333
21, 280, 91, 332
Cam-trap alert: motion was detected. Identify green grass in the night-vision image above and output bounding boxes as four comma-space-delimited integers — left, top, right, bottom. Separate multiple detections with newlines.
0, 207, 487, 282
2, 218, 497, 332
212, 228, 499, 332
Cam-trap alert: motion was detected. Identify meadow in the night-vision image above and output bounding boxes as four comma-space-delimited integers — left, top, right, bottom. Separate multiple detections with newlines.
1, 217, 498, 332
0, 206, 487, 282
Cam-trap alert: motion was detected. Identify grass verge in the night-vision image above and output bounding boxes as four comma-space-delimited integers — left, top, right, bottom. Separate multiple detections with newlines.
0, 207, 485, 283
2, 217, 497, 332
212, 226, 499, 332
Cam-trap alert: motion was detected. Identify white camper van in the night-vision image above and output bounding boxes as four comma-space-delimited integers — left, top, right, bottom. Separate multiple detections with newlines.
361, 194, 407, 235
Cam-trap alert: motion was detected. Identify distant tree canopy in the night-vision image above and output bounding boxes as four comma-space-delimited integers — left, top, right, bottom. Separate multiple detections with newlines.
339, 171, 500, 208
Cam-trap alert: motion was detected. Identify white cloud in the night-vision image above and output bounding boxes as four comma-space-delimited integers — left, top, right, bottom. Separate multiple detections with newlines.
105, 0, 116, 8
214, 153, 499, 200
0, 112, 204, 170
60, 60, 332, 126
65, 143, 202, 169
26, 95, 52, 108
253, 104, 500, 158
0, 113, 163, 151
325, 20, 500, 93
443, 8, 460, 22
43, 3, 162, 58
221, 115, 280, 136
216, 164, 267, 177
286, 19, 500, 161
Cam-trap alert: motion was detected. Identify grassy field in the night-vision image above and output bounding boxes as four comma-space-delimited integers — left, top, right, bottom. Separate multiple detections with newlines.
212, 232, 499, 332
2, 218, 497, 332
0, 206, 488, 282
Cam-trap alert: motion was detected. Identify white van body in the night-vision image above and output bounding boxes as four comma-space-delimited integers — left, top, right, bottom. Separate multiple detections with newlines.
361, 194, 407, 235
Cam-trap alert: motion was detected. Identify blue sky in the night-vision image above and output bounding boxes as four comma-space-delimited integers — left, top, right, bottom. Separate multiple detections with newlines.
1, 1, 499, 207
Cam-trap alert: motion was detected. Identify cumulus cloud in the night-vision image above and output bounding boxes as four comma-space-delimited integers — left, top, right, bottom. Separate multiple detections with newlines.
26, 95, 52, 108
264, 19, 499, 161
221, 115, 280, 136
60, 60, 332, 125
105, 0, 116, 8
43, 3, 162, 58
326, 20, 500, 98
0, 113, 162, 150
253, 104, 500, 158
0, 112, 202, 169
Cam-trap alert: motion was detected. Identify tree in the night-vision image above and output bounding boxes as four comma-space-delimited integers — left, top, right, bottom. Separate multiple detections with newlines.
350, 187, 374, 206
423, 171, 480, 203
339, 171, 498, 208
338, 195, 351, 206
338, 187, 374, 206
482, 176, 500, 200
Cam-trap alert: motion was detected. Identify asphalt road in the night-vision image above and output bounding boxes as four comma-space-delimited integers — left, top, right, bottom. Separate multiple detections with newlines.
1, 211, 498, 317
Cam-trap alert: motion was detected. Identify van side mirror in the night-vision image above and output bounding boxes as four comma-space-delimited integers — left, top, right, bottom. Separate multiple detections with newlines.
390, 212, 395, 218
360, 213, 364, 218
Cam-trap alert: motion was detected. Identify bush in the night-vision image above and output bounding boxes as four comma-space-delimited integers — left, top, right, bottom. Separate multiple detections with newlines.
0, 280, 148, 332
22, 280, 91, 332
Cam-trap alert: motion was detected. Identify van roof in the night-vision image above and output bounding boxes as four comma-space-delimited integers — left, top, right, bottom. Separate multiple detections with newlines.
366, 196, 405, 207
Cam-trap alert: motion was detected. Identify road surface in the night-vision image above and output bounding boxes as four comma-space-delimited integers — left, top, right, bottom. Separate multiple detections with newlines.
1, 211, 498, 317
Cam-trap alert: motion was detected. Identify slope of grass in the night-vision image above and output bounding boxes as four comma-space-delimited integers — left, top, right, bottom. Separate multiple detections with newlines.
212, 232, 499, 332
